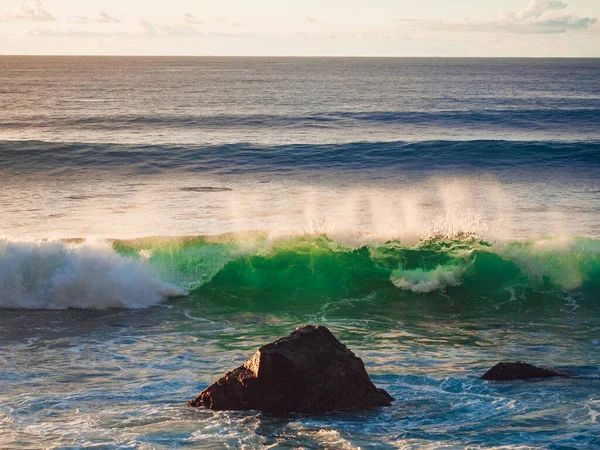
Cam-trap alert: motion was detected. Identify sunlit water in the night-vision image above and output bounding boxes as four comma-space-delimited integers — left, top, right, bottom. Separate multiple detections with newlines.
1, 57, 599, 449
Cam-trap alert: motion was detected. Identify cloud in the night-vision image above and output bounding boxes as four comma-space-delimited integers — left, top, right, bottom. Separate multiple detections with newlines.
3, 3, 248, 39
136, 20, 157, 36
521, 15, 596, 33
514, 0, 568, 19
397, 0, 597, 34
181, 13, 204, 25
26, 17, 250, 39
498, 0, 597, 34
160, 22, 204, 37
73, 12, 120, 24
0, 0, 55, 22
26, 26, 252, 39
25, 20, 157, 38
99, 11, 120, 23
213, 17, 243, 27
27, 28, 130, 38
138, 16, 205, 37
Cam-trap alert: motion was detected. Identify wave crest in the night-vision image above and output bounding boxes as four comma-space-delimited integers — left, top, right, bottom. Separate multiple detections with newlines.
1, 234, 599, 311
116, 234, 600, 301
0, 240, 185, 310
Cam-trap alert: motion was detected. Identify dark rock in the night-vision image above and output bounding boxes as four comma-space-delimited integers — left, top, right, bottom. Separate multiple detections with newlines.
179, 186, 232, 193
482, 362, 566, 381
188, 325, 394, 413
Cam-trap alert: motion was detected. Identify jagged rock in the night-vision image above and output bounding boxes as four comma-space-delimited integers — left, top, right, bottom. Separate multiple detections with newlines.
482, 362, 566, 381
188, 325, 394, 413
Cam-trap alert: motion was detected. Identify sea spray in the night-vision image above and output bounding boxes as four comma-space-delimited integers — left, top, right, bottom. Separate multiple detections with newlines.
0, 240, 185, 310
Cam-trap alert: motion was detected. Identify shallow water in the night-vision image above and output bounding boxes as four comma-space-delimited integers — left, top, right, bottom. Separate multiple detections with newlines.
2, 304, 599, 449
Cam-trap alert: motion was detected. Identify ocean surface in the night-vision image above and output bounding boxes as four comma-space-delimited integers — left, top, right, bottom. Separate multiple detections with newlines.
1, 56, 600, 449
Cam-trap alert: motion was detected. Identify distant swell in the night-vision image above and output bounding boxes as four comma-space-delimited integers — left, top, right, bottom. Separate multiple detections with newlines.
2, 108, 599, 131
1, 140, 599, 176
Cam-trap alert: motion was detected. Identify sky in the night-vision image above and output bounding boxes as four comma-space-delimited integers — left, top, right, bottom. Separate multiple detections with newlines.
0, 0, 598, 56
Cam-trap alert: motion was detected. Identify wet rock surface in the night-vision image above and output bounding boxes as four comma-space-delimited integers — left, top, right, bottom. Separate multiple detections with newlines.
188, 325, 394, 413
482, 362, 566, 381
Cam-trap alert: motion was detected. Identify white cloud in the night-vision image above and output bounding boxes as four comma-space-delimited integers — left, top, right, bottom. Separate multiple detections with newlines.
515, 0, 568, 20
212, 17, 243, 27
73, 12, 120, 24
398, 0, 597, 35
0, 0, 55, 22
141, 15, 205, 37
496, 0, 594, 33
2, 2, 247, 39
136, 20, 157, 36
27, 28, 129, 38
26, 17, 249, 39
181, 13, 203, 25
8, 0, 597, 57
160, 23, 204, 37
98, 11, 120, 23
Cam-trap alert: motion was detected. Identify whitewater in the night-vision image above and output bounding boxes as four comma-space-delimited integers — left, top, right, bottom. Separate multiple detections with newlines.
1, 56, 599, 449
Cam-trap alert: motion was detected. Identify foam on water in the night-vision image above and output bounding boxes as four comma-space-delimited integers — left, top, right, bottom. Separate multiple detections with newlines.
391, 264, 466, 293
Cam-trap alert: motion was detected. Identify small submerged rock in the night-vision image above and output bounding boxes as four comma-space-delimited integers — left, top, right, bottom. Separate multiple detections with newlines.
188, 325, 394, 414
482, 362, 566, 381
179, 186, 232, 193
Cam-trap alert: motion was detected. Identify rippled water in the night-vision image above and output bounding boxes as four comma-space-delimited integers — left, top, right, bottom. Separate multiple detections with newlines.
2, 305, 599, 449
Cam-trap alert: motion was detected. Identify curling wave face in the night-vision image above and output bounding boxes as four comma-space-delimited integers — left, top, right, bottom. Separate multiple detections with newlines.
116, 234, 600, 302
2, 233, 598, 311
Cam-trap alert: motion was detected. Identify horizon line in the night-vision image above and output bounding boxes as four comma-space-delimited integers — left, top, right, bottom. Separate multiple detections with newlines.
2, 54, 600, 59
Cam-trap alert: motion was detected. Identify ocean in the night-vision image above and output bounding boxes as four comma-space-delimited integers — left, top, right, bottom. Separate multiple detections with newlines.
1, 56, 599, 449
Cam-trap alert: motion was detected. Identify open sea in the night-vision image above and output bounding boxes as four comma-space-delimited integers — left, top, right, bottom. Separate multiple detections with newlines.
1, 56, 599, 449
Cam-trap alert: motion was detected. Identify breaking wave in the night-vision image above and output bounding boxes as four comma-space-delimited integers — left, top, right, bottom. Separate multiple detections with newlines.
0, 240, 185, 310
1, 233, 599, 311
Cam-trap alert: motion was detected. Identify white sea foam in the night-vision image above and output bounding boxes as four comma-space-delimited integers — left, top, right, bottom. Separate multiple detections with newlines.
390, 264, 466, 293
0, 240, 185, 310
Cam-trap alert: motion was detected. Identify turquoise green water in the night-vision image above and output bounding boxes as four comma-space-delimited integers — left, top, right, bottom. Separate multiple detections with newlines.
114, 234, 600, 314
